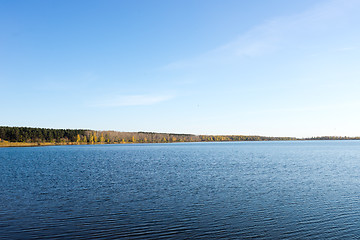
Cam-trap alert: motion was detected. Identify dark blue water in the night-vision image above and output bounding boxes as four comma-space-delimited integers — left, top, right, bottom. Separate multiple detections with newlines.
1, 141, 360, 239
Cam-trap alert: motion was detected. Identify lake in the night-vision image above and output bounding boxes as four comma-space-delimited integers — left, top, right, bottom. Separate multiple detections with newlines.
1, 141, 360, 239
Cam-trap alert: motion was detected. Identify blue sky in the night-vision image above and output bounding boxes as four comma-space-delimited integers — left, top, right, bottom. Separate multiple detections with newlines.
1, 0, 360, 137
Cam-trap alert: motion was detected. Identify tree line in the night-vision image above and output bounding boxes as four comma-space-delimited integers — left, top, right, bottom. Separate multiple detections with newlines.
0, 126, 86, 143
1, 126, 359, 144
303, 136, 360, 140
0, 126, 202, 144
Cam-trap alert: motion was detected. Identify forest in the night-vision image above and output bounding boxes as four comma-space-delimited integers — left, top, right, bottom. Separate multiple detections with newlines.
0, 126, 359, 146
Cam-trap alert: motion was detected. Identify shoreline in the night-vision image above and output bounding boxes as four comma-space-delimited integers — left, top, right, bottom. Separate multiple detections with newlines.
1, 139, 360, 148
0, 142, 79, 148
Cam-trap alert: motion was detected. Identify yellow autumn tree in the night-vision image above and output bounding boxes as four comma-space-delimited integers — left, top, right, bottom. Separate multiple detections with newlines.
93, 132, 97, 143
100, 133, 105, 143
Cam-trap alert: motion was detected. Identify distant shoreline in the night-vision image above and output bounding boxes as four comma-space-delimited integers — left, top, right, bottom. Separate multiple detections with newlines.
1, 126, 359, 148
0, 142, 77, 148
0, 142, 142, 148
2, 139, 360, 148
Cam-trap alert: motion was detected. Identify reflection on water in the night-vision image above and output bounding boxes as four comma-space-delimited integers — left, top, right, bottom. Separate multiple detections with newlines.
1, 141, 360, 239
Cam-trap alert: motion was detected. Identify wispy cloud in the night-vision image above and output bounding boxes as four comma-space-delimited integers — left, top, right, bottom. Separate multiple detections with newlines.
163, 0, 360, 71
91, 94, 174, 107
336, 47, 357, 52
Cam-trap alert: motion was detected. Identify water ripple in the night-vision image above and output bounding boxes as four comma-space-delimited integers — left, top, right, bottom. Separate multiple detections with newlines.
1, 141, 360, 239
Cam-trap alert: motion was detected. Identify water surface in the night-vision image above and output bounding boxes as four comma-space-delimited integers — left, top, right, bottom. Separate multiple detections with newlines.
1, 141, 360, 239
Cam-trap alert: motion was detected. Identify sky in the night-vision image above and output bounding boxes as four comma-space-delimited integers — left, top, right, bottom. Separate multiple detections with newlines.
1, 0, 360, 137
